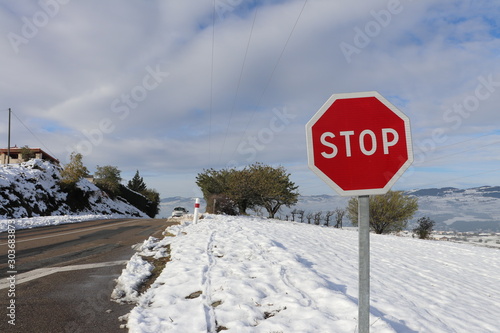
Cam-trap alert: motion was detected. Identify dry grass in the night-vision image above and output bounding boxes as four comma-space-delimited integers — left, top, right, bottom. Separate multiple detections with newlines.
138, 243, 171, 294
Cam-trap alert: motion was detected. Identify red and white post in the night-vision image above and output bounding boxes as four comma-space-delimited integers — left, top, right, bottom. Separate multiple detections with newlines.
193, 198, 200, 224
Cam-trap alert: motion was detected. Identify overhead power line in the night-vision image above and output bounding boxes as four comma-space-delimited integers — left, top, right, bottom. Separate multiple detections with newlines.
219, 5, 259, 163
209, 0, 216, 166
231, 0, 309, 159
10, 110, 59, 160
415, 167, 500, 190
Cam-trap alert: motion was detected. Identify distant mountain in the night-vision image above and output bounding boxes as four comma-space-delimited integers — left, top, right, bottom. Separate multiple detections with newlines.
160, 186, 500, 232
406, 186, 500, 232
159, 197, 206, 218
407, 186, 500, 199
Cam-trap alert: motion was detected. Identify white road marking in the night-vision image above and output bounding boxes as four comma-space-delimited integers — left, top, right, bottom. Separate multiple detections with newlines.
0, 260, 128, 289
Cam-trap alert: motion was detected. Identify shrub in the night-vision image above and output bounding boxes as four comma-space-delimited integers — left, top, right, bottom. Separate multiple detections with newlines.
413, 217, 435, 239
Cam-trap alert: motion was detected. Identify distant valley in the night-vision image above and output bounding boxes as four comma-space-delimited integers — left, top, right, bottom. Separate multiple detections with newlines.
160, 186, 500, 232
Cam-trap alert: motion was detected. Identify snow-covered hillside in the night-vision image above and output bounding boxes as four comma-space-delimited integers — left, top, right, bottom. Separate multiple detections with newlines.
160, 187, 500, 232
114, 215, 500, 332
159, 196, 205, 218
407, 187, 500, 231
0, 159, 147, 222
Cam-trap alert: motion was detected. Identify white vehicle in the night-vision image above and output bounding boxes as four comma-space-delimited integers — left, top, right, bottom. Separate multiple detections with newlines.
171, 207, 188, 217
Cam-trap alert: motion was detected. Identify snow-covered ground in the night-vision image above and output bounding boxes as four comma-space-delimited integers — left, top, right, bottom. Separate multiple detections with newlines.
0, 159, 148, 220
0, 214, 142, 233
115, 215, 500, 333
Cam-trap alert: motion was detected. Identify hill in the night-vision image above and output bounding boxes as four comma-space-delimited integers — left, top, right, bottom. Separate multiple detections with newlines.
407, 186, 500, 232
0, 159, 148, 219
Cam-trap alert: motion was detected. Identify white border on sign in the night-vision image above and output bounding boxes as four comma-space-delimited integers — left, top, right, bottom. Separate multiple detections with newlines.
305, 91, 413, 197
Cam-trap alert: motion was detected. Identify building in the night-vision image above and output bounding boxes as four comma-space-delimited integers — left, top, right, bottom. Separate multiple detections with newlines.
0, 147, 59, 165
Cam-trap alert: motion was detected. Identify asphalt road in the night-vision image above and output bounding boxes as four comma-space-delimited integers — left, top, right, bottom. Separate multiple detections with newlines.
0, 218, 178, 333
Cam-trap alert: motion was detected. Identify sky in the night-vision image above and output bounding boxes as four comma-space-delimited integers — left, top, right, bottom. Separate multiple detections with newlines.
1, 0, 500, 199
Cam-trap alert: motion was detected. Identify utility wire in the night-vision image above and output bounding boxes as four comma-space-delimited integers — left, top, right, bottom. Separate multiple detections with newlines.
209, 0, 216, 166
418, 139, 500, 166
414, 130, 500, 156
414, 167, 500, 190
231, 0, 309, 159
10, 110, 59, 160
425, 131, 499, 153
218, 6, 259, 163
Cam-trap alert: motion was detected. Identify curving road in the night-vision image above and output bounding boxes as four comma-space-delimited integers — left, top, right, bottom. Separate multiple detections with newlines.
0, 218, 177, 333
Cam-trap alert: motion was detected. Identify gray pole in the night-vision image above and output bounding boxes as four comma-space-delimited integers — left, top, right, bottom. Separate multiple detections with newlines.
358, 195, 370, 333
7, 108, 11, 164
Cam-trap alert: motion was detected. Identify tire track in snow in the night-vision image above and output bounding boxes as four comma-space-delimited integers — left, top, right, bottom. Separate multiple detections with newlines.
202, 230, 217, 333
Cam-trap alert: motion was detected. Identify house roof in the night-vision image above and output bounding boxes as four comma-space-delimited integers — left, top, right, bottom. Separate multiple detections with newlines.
0, 147, 59, 164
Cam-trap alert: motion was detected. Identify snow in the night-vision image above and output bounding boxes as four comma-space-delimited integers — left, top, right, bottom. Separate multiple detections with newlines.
0, 214, 146, 233
0, 159, 149, 230
2, 161, 499, 330
111, 252, 155, 303
160, 189, 500, 232
116, 215, 500, 333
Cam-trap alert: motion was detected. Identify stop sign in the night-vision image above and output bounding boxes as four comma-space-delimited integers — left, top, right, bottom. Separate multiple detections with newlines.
306, 91, 413, 196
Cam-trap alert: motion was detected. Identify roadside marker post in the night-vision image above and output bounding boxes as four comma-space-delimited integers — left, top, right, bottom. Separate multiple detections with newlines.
193, 198, 200, 224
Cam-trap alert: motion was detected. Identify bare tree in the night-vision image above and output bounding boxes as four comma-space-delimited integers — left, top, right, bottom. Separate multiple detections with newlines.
334, 208, 345, 228
306, 212, 313, 224
313, 211, 322, 225
324, 211, 334, 227
290, 209, 298, 221
297, 210, 305, 223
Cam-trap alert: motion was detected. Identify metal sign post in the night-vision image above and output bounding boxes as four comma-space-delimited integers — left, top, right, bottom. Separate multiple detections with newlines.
358, 195, 370, 333
306, 91, 413, 332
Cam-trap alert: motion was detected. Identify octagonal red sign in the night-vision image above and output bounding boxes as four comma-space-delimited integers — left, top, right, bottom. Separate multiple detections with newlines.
306, 91, 413, 196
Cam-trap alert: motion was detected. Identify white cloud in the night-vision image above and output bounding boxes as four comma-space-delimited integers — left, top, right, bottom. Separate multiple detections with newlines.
1, 0, 500, 197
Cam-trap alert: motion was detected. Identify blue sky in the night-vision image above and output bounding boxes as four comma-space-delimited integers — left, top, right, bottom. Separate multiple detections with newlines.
1, 0, 500, 198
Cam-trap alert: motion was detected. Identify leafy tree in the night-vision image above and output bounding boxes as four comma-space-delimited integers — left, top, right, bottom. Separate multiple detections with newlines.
212, 194, 238, 215
127, 170, 147, 192
123, 170, 161, 217
196, 168, 233, 213
347, 191, 418, 234
226, 167, 258, 214
118, 184, 161, 218
94, 165, 122, 196
413, 217, 435, 239
60, 152, 90, 186
248, 163, 299, 218
196, 163, 299, 217
20, 145, 35, 162
141, 188, 161, 217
